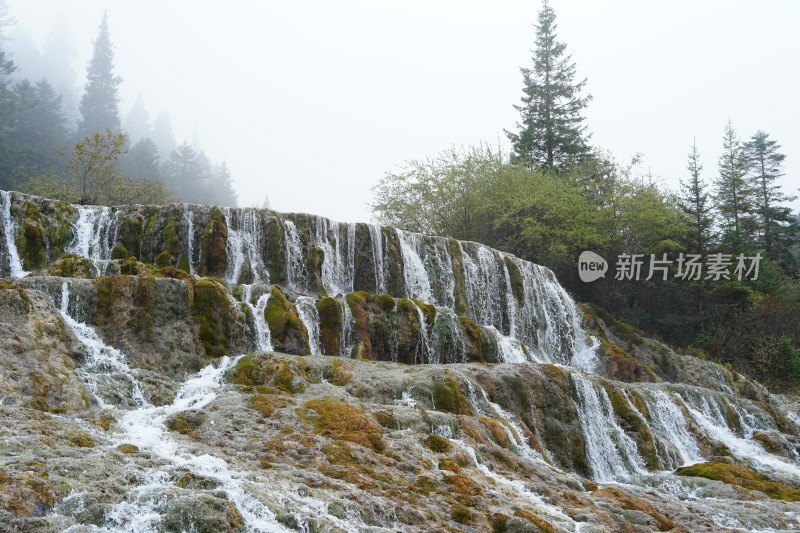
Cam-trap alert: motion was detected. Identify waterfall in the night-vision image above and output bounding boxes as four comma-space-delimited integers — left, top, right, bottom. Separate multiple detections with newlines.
367, 224, 386, 293
409, 300, 432, 364
296, 296, 321, 355
284, 220, 307, 293
455, 442, 578, 531
57, 281, 149, 409
430, 306, 465, 365
428, 239, 456, 308
570, 372, 645, 481
313, 217, 354, 297
461, 243, 507, 332
485, 326, 529, 364
225, 208, 267, 285
1, 191, 28, 278
642, 388, 701, 468
182, 205, 197, 275
679, 389, 800, 478
339, 296, 354, 357
242, 284, 273, 353
67, 205, 117, 276
396, 229, 433, 302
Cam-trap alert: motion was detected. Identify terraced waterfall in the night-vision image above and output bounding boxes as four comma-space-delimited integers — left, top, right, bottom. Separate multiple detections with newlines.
1, 190, 799, 532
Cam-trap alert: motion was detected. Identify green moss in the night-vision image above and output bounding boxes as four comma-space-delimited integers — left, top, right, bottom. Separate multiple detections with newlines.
47, 254, 93, 279
372, 410, 397, 429
424, 434, 453, 453
200, 207, 228, 278
503, 256, 525, 306
116, 444, 140, 454
190, 278, 233, 358
68, 432, 96, 448
111, 244, 129, 260
156, 250, 172, 268
383, 228, 405, 297
231, 355, 262, 386
316, 297, 342, 355
304, 397, 385, 452
411, 299, 435, 328
177, 254, 191, 273
459, 316, 495, 363
327, 359, 353, 386
676, 462, 800, 501
432, 371, 473, 415
30, 396, 49, 411
166, 411, 207, 435
265, 286, 310, 355
163, 220, 183, 258
449, 238, 468, 315
599, 340, 658, 383
17, 220, 46, 270
450, 505, 473, 524
119, 214, 145, 259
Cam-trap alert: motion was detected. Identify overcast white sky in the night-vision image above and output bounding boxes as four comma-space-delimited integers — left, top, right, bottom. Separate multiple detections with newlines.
5, 0, 800, 222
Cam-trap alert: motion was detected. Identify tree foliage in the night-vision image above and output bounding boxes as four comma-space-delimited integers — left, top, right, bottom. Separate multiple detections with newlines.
77, 12, 122, 137
505, 0, 592, 171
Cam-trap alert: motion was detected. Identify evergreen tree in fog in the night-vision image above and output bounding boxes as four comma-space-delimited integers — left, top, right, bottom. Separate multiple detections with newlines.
119, 137, 160, 179
163, 142, 207, 204
77, 12, 121, 137
680, 139, 714, 252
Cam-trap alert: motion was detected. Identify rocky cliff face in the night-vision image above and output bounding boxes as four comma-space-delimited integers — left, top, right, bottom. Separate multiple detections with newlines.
1, 191, 800, 532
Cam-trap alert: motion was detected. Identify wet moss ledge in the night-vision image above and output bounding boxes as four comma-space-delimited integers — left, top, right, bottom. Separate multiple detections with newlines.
676, 462, 800, 501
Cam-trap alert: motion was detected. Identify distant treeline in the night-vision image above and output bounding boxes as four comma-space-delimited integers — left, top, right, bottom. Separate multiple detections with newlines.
371, 0, 800, 389
0, 6, 237, 207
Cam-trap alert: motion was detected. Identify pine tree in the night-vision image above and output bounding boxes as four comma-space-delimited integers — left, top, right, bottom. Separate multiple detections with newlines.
0, 44, 18, 189
680, 139, 714, 252
714, 121, 755, 251
119, 137, 160, 179
77, 12, 122, 138
505, 0, 592, 171
11, 78, 69, 171
208, 161, 238, 207
743, 130, 797, 257
163, 142, 207, 203
151, 112, 177, 160
123, 95, 151, 143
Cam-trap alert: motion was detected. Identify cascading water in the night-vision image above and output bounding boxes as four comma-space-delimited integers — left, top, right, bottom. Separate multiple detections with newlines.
485, 326, 529, 364
570, 372, 645, 481
241, 284, 273, 353
313, 217, 355, 297
460, 243, 507, 332
58, 281, 149, 409
1, 191, 28, 278
641, 388, 701, 468
339, 296, 354, 357
182, 204, 197, 275
430, 306, 465, 365
284, 220, 307, 293
367, 224, 386, 293
296, 296, 321, 355
396, 229, 433, 302
225, 208, 267, 285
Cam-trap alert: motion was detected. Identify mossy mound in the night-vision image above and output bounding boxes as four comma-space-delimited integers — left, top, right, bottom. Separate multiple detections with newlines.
47, 254, 94, 279
304, 397, 385, 452
599, 341, 658, 383
316, 297, 342, 355
431, 371, 473, 416
166, 410, 207, 435
230, 355, 307, 394
594, 486, 674, 531
199, 207, 228, 278
0, 469, 57, 518
459, 316, 497, 363
190, 278, 235, 359
676, 461, 800, 501
265, 286, 310, 355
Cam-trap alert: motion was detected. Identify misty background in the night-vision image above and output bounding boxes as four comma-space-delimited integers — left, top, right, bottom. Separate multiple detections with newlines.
4, 0, 799, 221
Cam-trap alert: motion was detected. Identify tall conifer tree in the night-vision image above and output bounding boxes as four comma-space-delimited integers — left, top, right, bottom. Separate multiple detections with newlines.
680, 139, 714, 252
506, 0, 592, 171
77, 12, 121, 137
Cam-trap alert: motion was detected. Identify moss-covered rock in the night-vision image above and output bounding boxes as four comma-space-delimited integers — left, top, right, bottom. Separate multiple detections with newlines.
47, 254, 94, 279
190, 277, 235, 359
304, 397, 385, 452
460, 316, 497, 363
431, 371, 473, 416
230, 354, 307, 394
199, 207, 228, 278
676, 461, 800, 501
316, 297, 342, 355
265, 286, 310, 355
166, 410, 207, 435
382, 227, 405, 298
